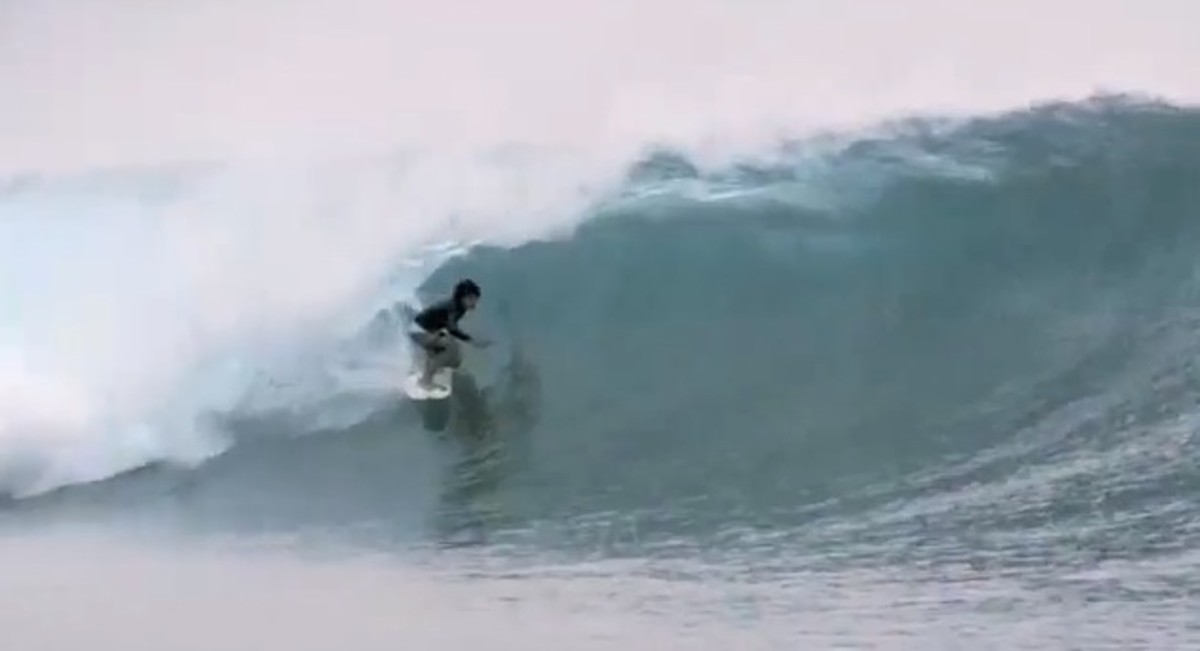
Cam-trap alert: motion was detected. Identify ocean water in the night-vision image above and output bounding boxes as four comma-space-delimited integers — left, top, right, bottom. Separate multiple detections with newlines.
4, 2, 1200, 649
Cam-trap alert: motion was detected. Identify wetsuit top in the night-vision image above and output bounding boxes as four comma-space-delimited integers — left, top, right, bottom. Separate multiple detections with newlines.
412, 298, 472, 341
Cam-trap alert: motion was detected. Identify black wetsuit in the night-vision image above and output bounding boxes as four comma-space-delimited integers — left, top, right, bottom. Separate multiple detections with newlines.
412, 298, 473, 344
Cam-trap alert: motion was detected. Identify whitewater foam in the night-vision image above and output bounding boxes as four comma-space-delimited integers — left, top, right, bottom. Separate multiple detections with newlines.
0, 152, 624, 495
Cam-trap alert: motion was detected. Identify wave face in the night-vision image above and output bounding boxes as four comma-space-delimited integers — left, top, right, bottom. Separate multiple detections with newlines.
5, 98, 1200, 565
427, 98, 1200, 549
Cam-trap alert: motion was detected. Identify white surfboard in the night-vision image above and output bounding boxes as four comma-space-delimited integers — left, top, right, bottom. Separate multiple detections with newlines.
403, 367, 454, 400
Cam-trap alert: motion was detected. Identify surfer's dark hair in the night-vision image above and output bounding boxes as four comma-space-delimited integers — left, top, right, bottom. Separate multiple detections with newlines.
453, 279, 482, 300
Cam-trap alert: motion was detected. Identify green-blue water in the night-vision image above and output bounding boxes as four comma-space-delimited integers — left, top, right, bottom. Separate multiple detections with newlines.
3, 97, 1199, 648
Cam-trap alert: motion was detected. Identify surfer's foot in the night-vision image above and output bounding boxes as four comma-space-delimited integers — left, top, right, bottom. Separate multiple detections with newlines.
419, 370, 448, 390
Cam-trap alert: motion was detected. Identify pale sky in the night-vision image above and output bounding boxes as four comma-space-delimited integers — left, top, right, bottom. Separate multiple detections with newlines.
2, 0, 1198, 174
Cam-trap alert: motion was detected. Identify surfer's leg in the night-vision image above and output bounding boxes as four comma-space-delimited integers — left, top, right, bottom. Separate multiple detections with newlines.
423, 339, 461, 385
416, 333, 461, 387
409, 331, 443, 387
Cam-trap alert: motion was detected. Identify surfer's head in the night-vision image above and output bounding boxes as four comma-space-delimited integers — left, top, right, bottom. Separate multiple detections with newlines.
453, 278, 482, 310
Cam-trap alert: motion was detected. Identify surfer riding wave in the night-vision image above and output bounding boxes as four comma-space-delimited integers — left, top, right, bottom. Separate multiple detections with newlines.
407, 279, 491, 390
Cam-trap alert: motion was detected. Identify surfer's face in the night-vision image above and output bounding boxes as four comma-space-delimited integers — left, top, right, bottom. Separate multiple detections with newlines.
461, 294, 479, 310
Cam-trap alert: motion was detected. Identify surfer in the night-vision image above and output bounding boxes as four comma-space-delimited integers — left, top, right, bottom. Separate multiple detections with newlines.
408, 279, 490, 389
